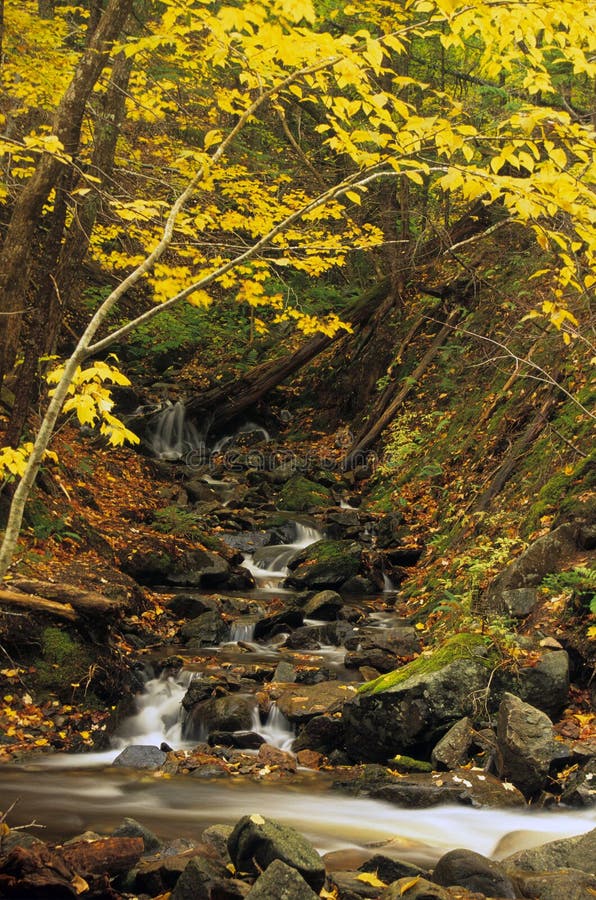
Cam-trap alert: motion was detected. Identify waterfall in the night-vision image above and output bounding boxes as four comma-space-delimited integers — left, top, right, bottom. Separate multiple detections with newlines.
242, 521, 323, 589
147, 401, 205, 460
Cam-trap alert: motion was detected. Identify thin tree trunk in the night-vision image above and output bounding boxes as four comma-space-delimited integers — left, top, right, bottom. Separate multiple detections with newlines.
0, 0, 133, 389
343, 307, 462, 468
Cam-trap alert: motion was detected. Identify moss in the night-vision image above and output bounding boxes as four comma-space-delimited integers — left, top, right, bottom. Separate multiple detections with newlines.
391, 754, 434, 773
35, 627, 93, 697
523, 451, 595, 536
278, 475, 332, 511
358, 632, 490, 695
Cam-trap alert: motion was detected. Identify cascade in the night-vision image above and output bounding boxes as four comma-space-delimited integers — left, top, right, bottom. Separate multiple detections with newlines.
243, 521, 322, 589
147, 400, 205, 460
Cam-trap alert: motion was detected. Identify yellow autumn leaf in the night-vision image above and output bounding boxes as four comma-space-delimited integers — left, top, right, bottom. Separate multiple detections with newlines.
356, 871, 387, 887
400, 875, 421, 893
344, 190, 362, 205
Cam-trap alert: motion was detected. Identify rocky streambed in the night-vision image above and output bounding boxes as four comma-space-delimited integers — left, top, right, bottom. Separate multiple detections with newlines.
1, 426, 595, 899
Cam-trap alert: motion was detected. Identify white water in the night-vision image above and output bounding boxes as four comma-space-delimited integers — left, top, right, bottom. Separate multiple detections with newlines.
148, 400, 205, 460
243, 522, 322, 589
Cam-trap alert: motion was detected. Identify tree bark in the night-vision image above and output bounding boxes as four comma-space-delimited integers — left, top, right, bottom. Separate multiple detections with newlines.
9, 578, 127, 616
0, 0, 133, 389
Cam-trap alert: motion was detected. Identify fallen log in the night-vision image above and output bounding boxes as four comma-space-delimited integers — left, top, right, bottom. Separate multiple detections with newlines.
0, 589, 77, 622
8, 579, 125, 618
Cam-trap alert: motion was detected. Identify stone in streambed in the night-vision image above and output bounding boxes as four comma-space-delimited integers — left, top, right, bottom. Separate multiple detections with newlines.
277, 475, 333, 512
501, 826, 596, 874
183, 694, 254, 741
112, 817, 162, 854
302, 589, 343, 620
178, 610, 230, 647
245, 858, 320, 899
285, 539, 362, 590
431, 848, 516, 897
431, 717, 475, 770
228, 815, 326, 891
170, 853, 229, 900
112, 745, 167, 770
380, 878, 451, 899
496, 692, 556, 796
274, 682, 358, 723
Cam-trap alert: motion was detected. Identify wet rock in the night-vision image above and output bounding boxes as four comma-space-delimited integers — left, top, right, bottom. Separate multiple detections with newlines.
256, 743, 297, 773
167, 593, 220, 618
358, 855, 427, 884
183, 694, 255, 741
134, 851, 197, 895
253, 609, 304, 640
272, 660, 297, 683
274, 682, 358, 723
302, 589, 343, 620
345, 648, 399, 673
285, 540, 363, 590
208, 731, 266, 750
228, 815, 326, 890
380, 877, 450, 899
245, 858, 320, 899
179, 610, 230, 647
170, 853, 229, 900
496, 693, 556, 796
292, 714, 345, 754
502, 826, 596, 873
112, 817, 162, 854
341, 576, 376, 594
330, 870, 385, 898
431, 717, 475, 770
390, 755, 433, 774
431, 848, 516, 897
511, 868, 596, 899
112, 745, 167, 770
283, 625, 322, 650
296, 749, 325, 768
202, 824, 234, 863
343, 634, 492, 761
168, 548, 231, 588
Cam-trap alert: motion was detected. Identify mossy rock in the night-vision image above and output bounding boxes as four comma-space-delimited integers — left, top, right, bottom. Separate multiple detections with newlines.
34, 626, 94, 698
278, 475, 332, 512
285, 539, 362, 590
359, 632, 491, 695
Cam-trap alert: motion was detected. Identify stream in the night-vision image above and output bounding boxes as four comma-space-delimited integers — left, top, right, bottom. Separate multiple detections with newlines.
2, 422, 595, 872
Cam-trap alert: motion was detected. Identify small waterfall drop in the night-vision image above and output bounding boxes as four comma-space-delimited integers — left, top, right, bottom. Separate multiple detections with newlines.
243, 522, 322, 589
252, 703, 295, 751
147, 401, 205, 460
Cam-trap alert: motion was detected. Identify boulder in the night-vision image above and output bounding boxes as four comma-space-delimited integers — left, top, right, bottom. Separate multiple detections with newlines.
166, 593, 219, 618
274, 682, 358, 724
292, 715, 345, 754
514, 650, 570, 718
112, 745, 166, 770
302, 589, 343, 620
168, 548, 231, 588
496, 693, 556, 796
502, 826, 596, 874
112, 817, 162, 854
278, 475, 333, 511
245, 858, 320, 899
227, 815, 326, 890
560, 756, 596, 806
285, 540, 363, 590
343, 634, 492, 761
170, 853, 229, 900
183, 694, 254, 741
431, 717, 475, 770
431, 848, 516, 897
345, 647, 399, 673
178, 610, 230, 647
253, 609, 304, 640
511, 868, 596, 900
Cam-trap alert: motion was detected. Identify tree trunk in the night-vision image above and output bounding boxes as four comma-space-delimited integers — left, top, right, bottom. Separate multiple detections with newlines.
185, 277, 392, 430
0, 0, 133, 390
343, 307, 462, 468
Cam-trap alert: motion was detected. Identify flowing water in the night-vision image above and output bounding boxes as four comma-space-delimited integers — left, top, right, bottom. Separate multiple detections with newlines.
242, 522, 322, 590
4, 513, 594, 867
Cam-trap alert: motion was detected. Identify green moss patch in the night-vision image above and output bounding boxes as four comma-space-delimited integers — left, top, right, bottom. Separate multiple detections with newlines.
278, 475, 332, 511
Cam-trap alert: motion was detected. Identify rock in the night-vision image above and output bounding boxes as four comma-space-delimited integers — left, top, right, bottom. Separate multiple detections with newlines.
285, 540, 363, 590
278, 475, 333, 511
515, 650, 570, 718
486, 524, 578, 607
245, 858, 320, 899
202, 824, 234, 863
170, 853, 229, 900
256, 743, 297, 773
345, 648, 399, 673
496, 693, 556, 796
499, 587, 538, 617
343, 634, 492, 761
380, 877, 451, 899
112, 745, 166, 770
112, 817, 162, 854
179, 610, 230, 647
183, 694, 255, 741
502, 826, 596, 873
168, 548, 231, 588
296, 749, 325, 769
431, 717, 475, 770
302, 589, 343, 620
292, 714, 345, 754
253, 610, 304, 640
330, 870, 385, 898
227, 815, 326, 890
275, 682, 358, 723
358, 855, 427, 884
166, 593, 219, 618
272, 660, 297, 683
283, 625, 322, 650
512, 868, 596, 899
560, 756, 596, 806
390, 755, 433, 774
208, 731, 266, 750
431, 848, 516, 897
